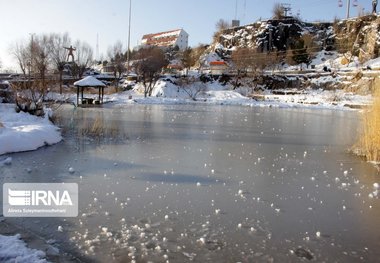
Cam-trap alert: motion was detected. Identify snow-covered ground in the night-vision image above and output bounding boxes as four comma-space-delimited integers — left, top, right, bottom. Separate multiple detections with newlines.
0, 104, 62, 156
89, 79, 372, 109
0, 234, 49, 263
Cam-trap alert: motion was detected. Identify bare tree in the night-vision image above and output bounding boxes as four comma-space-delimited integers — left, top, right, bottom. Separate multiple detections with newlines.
32, 34, 52, 92
49, 32, 71, 94
107, 41, 126, 91
285, 47, 296, 66
266, 51, 282, 72
73, 40, 93, 78
214, 19, 231, 40
191, 44, 208, 70
11, 41, 29, 77
335, 32, 355, 65
232, 47, 252, 89
180, 47, 194, 74
135, 47, 168, 97
232, 48, 268, 89
272, 3, 285, 19
176, 77, 206, 101
10, 34, 50, 116
301, 33, 319, 68
216, 19, 230, 32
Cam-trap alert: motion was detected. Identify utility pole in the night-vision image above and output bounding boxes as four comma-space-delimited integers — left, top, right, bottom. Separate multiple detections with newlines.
96, 33, 99, 62
235, 0, 238, 20
29, 33, 35, 81
346, 0, 351, 18
126, 0, 132, 74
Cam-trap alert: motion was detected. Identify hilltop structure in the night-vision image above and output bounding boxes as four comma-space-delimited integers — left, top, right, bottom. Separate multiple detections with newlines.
141, 29, 189, 51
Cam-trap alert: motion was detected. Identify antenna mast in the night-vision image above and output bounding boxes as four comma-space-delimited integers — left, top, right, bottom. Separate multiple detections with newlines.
235, 0, 238, 20
281, 3, 292, 17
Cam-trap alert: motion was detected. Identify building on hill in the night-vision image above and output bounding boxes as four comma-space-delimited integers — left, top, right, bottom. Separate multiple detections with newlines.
209, 61, 228, 75
141, 29, 189, 51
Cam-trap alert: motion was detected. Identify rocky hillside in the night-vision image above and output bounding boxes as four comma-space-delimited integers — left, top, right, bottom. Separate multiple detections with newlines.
335, 15, 380, 61
210, 15, 380, 63
219, 19, 330, 51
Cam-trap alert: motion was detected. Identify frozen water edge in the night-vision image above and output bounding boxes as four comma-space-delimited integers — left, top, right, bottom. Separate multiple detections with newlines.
0, 219, 82, 262
0, 104, 62, 156
0, 234, 49, 263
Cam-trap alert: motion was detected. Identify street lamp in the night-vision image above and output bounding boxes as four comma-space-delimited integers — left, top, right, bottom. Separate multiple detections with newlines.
29, 33, 35, 80
126, 0, 132, 74
346, 0, 351, 18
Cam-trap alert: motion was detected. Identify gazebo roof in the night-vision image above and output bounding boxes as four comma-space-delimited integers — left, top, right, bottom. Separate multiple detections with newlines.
74, 76, 106, 87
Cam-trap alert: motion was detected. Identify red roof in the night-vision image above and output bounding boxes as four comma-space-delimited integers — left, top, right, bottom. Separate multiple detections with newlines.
167, 64, 183, 70
210, 61, 226, 65
142, 29, 182, 40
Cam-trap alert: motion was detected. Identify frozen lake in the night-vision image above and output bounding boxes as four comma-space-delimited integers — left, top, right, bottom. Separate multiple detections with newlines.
1, 104, 380, 262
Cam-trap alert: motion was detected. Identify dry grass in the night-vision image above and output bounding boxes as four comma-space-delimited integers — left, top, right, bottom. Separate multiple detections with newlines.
356, 81, 380, 162
52, 107, 126, 142
77, 114, 123, 139
90, 115, 105, 135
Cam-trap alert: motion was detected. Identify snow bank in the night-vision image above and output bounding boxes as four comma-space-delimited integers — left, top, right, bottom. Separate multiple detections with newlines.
364, 57, 380, 69
0, 234, 49, 263
0, 104, 62, 155
204, 90, 249, 104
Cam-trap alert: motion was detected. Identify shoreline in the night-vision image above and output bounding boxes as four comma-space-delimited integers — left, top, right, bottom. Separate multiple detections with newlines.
0, 217, 83, 262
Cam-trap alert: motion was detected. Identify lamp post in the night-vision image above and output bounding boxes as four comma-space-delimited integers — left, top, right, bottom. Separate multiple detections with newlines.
29, 33, 35, 81
346, 0, 351, 18
126, 0, 132, 74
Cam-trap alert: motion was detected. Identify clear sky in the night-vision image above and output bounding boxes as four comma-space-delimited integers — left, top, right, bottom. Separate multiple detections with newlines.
0, 0, 374, 71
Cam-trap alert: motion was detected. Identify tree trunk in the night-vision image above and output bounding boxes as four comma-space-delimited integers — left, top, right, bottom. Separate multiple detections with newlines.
148, 82, 153, 97
233, 71, 241, 90
143, 80, 148, 97
59, 70, 63, 94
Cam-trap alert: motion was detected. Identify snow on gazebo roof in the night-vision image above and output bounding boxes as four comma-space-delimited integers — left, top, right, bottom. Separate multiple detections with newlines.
74, 76, 106, 87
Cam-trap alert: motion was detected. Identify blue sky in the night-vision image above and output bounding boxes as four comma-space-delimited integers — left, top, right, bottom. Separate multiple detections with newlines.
0, 0, 374, 70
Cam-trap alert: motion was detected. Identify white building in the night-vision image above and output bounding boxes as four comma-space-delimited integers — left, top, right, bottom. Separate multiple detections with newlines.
141, 29, 189, 50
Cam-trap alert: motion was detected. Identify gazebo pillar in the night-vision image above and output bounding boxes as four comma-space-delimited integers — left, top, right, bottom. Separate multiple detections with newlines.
81, 87, 84, 104
76, 86, 79, 105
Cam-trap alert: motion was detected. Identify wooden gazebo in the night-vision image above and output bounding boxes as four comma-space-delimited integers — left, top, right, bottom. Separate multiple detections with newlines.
74, 76, 107, 106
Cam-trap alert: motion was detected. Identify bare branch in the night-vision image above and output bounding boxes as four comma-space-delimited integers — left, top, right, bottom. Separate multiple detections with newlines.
134, 47, 168, 97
